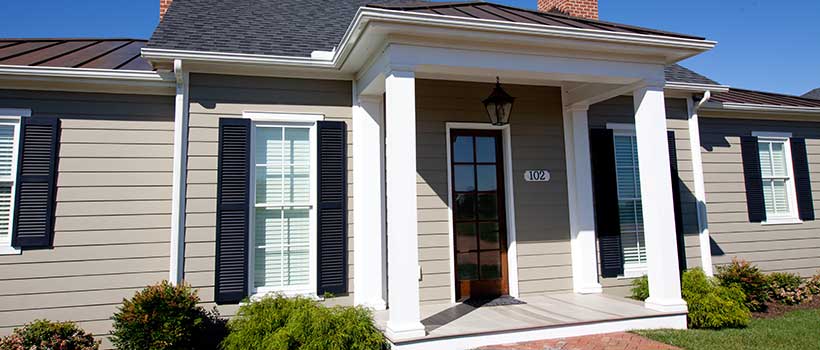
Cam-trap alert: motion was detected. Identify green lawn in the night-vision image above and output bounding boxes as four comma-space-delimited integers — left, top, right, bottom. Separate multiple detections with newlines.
636, 309, 820, 350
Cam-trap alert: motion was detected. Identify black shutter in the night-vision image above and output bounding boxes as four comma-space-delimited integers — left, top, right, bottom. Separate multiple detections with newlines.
740, 136, 766, 223
215, 118, 250, 304
589, 129, 623, 278
790, 137, 814, 221
317, 121, 348, 295
667, 131, 686, 271
11, 117, 60, 249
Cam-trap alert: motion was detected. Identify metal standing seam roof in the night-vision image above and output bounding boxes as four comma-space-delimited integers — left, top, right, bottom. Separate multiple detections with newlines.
0, 38, 152, 71
711, 88, 820, 108
367, 2, 705, 40
147, 0, 707, 59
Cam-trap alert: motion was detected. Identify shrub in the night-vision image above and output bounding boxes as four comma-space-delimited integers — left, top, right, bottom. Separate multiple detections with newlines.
221, 294, 388, 350
805, 272, 820, 296
767, 272, 809, 305
0, 319, 99, 350
630, 275, 650, 301
715, 258, 770, 312
110, 281, 224, 350
682, 268, 750, 329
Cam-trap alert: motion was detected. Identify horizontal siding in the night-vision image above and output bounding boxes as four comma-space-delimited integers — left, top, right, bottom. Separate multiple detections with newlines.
588, 96, 701, 295
184, 74, 355, 309
700, 117, 820, 276
0, 90, 174, 343
415, 80, 572, 303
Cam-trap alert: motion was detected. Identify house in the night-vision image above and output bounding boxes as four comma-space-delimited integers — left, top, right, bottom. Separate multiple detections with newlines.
804, 88, 820, 100
0, 0, 819, 349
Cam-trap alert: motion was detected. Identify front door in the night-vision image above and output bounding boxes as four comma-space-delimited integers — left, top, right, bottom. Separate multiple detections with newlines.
450, 129, 509, 301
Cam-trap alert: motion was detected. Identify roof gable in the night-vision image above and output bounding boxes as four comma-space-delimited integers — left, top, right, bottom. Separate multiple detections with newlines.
803, 88, 820, 100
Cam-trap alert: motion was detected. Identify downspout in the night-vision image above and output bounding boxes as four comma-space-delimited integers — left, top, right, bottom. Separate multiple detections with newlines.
688, 91, 713, 275
169, 59, 190, 284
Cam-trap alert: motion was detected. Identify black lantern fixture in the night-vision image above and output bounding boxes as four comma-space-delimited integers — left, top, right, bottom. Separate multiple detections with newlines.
483, 77, 515, 126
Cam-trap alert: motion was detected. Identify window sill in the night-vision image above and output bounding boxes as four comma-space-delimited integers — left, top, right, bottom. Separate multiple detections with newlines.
0, 246, 20, 255
245, 289, 319, 304
618, 266, 648, 279
761, 218, 803, 226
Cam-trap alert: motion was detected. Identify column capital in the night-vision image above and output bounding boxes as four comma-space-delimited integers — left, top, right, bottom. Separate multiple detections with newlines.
635, 79, 666, 91
568, 104, 590, 113
385, 65, 416, 78
357, 94, 382, 104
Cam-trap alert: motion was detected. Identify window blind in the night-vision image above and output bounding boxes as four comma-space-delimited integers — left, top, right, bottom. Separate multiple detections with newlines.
613, 135, 647, 269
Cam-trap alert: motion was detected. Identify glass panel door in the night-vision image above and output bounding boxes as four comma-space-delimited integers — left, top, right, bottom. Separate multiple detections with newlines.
450, 130, 508, 301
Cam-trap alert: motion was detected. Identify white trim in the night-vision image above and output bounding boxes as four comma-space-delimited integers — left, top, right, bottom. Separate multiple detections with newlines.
664, 82, 729, 93
247, 120, 319, 298
687, 94, 714, 276
444, 122, 519, 302
389, 313, 687, 350
0, 65, 173, 81
753, 132, 801, 224
0, 116, 22, 255
242, 112, 325, 123
169, 60, 189, 284
704, 102, 820, 115
606, 122, 636, 134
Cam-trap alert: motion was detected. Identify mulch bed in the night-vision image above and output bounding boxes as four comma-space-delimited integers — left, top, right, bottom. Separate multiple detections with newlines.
752, 298, 820, 319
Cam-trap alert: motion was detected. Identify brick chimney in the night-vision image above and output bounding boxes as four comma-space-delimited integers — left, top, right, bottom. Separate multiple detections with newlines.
537, 0, 599, 20
160, 0, 173, 20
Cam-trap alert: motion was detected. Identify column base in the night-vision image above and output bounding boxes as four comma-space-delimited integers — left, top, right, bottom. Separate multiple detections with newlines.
574, 283, 603, 294
645, 297, 688, 313
386, 321, 426, 340
361, 299, 387, 311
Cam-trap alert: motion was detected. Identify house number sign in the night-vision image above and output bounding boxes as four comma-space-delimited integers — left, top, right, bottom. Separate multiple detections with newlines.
524, 170, 550, 182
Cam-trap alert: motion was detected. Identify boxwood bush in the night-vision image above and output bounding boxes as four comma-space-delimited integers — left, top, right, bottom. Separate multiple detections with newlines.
630, 268, 750, 329
110, 281, 225, 350
221, 295, 388, 350
715, 258, 770, 312
0, 319, 99, 350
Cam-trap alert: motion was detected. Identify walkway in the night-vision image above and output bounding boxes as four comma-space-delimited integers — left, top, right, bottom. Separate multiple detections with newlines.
477, 332, 679, 350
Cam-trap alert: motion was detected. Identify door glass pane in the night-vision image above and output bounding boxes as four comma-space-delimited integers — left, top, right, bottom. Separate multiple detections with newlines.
476, 165, 497, 191
456, 223, 477, 252
475, 136, 496, 163
453, 135, 474, 163
457, 253, 478, 281
454, 194, 476, 220
477, 194, 498, 220
479, 222, 500, 250
454, 165, 476, 192
479, 251, 501, 280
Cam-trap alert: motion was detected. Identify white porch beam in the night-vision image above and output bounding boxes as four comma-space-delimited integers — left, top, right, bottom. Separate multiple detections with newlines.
384, 69, 426, 339
564, 81, 646, 107
169, 59, 189, 285
562, 102, 603, 294
633, 84, 687, 313
353, 91, 388, 309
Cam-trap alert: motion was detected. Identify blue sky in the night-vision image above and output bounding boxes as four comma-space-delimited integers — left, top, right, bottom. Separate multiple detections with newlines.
0, 0, 817, 95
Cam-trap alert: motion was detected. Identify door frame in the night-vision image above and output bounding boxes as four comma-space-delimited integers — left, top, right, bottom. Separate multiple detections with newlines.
445, 122, 519, 303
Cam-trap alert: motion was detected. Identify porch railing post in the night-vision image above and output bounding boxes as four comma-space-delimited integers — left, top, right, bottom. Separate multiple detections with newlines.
384, 69, 426, 340
562, 101, 603, 294
633, 83, 688, 313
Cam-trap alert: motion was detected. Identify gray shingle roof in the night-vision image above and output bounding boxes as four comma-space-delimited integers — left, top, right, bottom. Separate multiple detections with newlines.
148, 0, 707, 58
664, 64, 719, 85
803, 88, 820, 100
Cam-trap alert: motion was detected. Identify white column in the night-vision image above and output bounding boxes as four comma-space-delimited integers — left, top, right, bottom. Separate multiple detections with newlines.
384, 70, 426, 340
353, 93, 387, 310
169, 59, 189, 285
687, 95, 714, 276
633, 84, 687, 312
562, 102, 603, 294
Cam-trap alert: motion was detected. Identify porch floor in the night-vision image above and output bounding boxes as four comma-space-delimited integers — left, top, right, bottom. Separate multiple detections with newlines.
374, 293, 685, 345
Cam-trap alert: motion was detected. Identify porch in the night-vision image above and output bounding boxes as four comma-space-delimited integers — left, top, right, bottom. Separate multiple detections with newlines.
373, 293, 687, 350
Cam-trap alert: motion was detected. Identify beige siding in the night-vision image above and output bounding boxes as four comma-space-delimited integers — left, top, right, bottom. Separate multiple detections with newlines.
415, 80, 572, 304
0, 90, 174, 343
588, 96, 701, 297
699, 116, 820, 277
184, 74, 354, 313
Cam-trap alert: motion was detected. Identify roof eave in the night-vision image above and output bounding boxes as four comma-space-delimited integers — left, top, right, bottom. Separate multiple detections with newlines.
0, 64, 176, 95
702, 101, 820, 115
664, 81, 729, 93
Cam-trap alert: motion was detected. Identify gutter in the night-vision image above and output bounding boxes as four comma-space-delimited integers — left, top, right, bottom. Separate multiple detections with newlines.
702, 102, 820, 115
0, 65, 174, 82
141, 7, 716, 70
169, 59, 190, 285
664, 81, 729, 93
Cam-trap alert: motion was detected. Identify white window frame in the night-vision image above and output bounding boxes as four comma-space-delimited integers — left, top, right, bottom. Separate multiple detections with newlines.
244, 112, 323, 299
0, 109, 27, 256
752, 131, 802, 225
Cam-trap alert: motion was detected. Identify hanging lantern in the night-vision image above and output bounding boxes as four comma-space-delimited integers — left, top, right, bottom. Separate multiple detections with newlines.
483, 77, 515, 126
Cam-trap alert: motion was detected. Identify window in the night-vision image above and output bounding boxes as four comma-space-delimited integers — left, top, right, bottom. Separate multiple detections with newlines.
250, 122, 317, 296
612, 131, 647, 277
755, 133, 799, 222
0, 116, 20, 255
